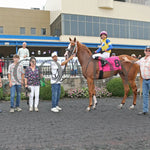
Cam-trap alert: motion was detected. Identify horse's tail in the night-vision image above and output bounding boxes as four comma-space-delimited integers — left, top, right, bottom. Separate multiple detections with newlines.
139, 72, 143, 96
137, 64, 142, 96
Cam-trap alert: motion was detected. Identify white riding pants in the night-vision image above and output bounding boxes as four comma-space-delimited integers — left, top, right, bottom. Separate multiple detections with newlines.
29, 86, 40, 108
92, 52, 110, 59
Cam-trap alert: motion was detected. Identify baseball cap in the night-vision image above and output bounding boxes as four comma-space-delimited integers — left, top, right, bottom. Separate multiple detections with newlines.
131, 54, 136, 57
51, 51, 58, 57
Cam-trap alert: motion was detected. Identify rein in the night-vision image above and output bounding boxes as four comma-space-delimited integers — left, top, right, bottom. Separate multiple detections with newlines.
85, 55, 93, 75
71, 42, 78, 55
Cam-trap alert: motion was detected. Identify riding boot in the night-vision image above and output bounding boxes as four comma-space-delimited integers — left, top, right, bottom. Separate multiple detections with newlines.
95, 56, 108, 67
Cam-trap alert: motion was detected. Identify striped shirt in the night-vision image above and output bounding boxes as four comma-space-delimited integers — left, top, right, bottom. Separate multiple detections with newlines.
136, 56, 150, 79
8, 63, 24, 85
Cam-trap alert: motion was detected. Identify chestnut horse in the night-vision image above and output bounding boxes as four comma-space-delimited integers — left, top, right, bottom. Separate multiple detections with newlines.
66, 38, 141, 111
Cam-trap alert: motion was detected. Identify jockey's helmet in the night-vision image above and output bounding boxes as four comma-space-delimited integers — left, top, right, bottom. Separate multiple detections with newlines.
100, 31, 107, 37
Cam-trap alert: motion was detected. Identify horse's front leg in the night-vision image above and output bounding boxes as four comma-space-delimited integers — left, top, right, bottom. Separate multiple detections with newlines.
93, 95, 97, 109
86, 78, 93, 111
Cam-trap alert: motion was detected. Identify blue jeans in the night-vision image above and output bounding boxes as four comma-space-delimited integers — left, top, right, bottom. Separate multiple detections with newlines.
142, 79, 150, 112
10, 85, 21, 108
51, 84, 61, 108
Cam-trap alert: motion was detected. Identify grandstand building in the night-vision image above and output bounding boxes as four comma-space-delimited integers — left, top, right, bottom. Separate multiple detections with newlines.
0, 0, 150, 57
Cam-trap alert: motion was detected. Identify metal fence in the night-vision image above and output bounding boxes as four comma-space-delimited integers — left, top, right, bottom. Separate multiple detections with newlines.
0, 58, 83, 79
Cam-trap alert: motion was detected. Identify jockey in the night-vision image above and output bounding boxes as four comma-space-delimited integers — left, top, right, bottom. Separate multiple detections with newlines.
92, 31, 113, 66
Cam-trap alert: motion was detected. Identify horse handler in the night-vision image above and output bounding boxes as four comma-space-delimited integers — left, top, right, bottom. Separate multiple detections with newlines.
50, 52, 74, 113
124, 46, 150, 115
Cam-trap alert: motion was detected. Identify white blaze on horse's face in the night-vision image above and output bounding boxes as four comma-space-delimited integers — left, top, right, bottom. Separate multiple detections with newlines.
64, 44, 71, 59
64, 51, 68, 58
68, 44, 71, 49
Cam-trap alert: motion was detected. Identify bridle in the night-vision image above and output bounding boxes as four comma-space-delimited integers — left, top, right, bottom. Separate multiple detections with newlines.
68, 42, 78, 56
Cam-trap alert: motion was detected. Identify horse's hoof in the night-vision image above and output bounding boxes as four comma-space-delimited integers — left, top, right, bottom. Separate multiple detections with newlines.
118, 104, 123, 109
92, 106, 96, 110
129, 105, 135, 110
86, 107, 91, 111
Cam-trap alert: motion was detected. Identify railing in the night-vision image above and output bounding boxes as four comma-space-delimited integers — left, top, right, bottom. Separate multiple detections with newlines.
0, 58, 83, 79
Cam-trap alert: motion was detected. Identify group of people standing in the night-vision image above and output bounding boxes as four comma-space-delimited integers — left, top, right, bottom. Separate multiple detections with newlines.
0, 42, 74, 113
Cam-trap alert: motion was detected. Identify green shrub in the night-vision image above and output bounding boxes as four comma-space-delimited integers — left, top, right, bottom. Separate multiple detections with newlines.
40, 82, 65, 100
4, 96, 10, 101
0, 88, 4, 100
40, 84, 52, 100
106, 77, 132, 97
60, 86, 65, 98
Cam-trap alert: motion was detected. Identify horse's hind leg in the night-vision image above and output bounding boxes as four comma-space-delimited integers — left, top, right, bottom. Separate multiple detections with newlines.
128, 80, 137, 110
118, 78, 130, 109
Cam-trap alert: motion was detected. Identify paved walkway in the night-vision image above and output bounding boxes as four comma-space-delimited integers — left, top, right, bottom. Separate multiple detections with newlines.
0, 96, 150, 150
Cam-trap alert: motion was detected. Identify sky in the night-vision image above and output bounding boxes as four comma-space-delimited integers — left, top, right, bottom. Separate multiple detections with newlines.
0, 0, 47, 10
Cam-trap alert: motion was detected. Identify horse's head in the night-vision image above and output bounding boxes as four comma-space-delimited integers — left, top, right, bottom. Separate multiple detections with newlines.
64, 37, 77, 59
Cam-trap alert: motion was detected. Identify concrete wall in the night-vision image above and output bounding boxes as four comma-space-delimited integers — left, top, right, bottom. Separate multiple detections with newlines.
46, 0, 150, 22
60, 0, 150, 22
62, 77, 109, 91
0, 7, 50, 36
60, 35, 150, 46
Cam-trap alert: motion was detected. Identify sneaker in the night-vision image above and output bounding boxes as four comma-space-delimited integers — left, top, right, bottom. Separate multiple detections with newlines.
15, 107, 22, 112
0, 109, 2, 113
35, 107, 39, 112
51, 107, 59, 113
56, 106, 62, 111
29, 107, 33, 112
138, 112, 148, 115
10, 108, 15, 113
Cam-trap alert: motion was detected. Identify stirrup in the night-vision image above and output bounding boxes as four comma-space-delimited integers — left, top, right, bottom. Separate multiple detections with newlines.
101, 59, 108, 67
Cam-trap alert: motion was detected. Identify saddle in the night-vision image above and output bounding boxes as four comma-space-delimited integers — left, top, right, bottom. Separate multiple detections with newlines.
98, 56, 122, 79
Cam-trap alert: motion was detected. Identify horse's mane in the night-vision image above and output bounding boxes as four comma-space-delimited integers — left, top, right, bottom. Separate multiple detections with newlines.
77, 42, 92, 56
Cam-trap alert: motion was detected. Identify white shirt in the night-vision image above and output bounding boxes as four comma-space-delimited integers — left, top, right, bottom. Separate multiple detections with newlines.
51, 61, 65, 84
17, 48, 29, 60
136, 56, 150, 79
17, 48, 29, 66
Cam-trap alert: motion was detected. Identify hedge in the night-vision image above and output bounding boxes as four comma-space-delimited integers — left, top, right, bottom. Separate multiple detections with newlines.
106, 77, 132, 97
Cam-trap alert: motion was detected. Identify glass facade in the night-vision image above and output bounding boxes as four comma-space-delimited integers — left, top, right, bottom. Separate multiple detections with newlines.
115, 0, 150, 5
0, 26, 3, 34
50, 13, 150, 40
51, 15, 61, 37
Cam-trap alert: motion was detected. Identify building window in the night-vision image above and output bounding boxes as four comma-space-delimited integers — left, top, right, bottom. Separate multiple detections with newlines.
41, 28, 46, 35
31, 28, 36, 35
0, 26, 3, 34
20, 27, 25, 34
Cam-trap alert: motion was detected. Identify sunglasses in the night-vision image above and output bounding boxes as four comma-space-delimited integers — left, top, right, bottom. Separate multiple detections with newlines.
146, 49, 150, 52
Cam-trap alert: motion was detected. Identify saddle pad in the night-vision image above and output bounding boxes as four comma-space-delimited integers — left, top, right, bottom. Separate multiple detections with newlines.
98, 56, 121, 72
